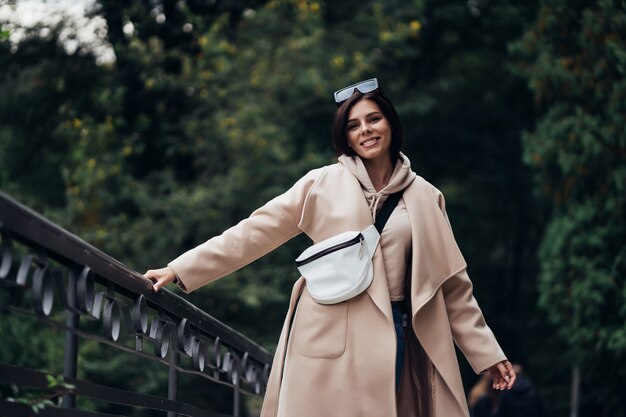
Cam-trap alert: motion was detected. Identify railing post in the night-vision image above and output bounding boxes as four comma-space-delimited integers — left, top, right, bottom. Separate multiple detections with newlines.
62, 270, 79, 408
167, 351, 179, 417
570, 364, 580, 417
233, 377, 241, 417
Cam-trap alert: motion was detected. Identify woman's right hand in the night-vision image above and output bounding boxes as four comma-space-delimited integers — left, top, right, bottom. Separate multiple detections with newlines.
144, 266, 177, 292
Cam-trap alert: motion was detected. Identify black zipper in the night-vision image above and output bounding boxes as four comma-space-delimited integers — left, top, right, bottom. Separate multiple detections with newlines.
295, 234, 364, 267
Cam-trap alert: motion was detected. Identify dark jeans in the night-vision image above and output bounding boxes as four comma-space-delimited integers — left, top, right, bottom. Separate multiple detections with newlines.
391, 301, 407, 390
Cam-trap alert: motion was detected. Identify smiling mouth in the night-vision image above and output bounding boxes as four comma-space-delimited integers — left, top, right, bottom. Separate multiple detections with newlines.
360, 137, 380, 147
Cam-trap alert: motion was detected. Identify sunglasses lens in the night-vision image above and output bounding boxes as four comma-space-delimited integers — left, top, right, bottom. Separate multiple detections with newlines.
334, 89, 352, 103
355, 79, 378, 94
334, 78, 379, 103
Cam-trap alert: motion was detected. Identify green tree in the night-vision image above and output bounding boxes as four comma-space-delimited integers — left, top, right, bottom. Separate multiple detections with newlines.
512, 1, 626, 415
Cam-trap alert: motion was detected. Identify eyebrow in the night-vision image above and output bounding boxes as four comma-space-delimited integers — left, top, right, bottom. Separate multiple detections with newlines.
347, 111, 383, 123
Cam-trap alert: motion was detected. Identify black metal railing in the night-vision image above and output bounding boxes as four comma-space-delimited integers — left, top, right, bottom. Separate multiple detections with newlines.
0, 191, 273, 417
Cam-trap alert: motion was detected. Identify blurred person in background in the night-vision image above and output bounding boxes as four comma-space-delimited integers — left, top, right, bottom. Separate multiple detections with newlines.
498, 364, 543, 417
469, 373, 500, 417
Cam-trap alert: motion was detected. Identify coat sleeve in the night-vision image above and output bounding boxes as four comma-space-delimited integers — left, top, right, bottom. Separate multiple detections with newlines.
433, 188, 507, 374
441, 269, 507, 374
168, 168, 324, 293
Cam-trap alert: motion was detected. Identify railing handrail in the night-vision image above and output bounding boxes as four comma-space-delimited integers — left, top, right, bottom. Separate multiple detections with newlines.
0, 190, 272, 364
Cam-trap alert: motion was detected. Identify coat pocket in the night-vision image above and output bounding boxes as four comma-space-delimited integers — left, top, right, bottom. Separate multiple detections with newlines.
292, 289, 348, 359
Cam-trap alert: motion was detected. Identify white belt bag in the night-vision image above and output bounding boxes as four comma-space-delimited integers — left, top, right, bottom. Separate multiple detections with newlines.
295, 191, 404, 304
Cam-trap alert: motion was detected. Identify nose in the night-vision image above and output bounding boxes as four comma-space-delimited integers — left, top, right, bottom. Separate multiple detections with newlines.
361, 124, 372, 136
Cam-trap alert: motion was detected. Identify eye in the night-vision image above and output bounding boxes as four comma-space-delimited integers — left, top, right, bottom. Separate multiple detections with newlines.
347, 122, 359, 131
369, 115, 382, 123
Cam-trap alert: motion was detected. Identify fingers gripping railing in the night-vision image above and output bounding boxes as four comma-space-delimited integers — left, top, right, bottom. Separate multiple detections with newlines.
0, 191, 272, 417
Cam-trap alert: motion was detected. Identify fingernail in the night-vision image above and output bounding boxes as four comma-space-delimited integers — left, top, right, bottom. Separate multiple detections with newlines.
505, 376, 510, 382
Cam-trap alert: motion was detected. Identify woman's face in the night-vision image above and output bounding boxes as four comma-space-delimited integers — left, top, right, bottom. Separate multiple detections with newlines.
346, 99, 392, 164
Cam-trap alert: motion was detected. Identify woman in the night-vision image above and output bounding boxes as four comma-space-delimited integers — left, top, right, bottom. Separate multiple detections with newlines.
145, 78, 516, 417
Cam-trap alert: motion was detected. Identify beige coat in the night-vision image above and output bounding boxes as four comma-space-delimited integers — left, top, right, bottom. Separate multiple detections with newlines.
169, 162, 507, 417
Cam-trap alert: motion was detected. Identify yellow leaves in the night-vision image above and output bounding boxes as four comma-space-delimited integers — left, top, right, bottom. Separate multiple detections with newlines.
290, 0, 321, 19
255, 135, 268, 148
250, 68, 261, 86
215, 58, 227, 73
300, 0, 319, 13
105, 115, 114, 133
87, 158, 96, 170
147, 36, 164, 54
228, 127, 243, 142
220, 117, 236, 128
96, 168, 106, 181
380, 19, 422, 43
145, 78, 154, 89
331, 55, 345, 69
218, 40, 236, 55
379, 31, 392, 42
198, 36, 208, 47
72, 118, 81, 129
330, 52, 370, 73
410, 20, 422, 31
122, 145, 133, 157
374, 13, 423, 43
95, 227, 107, 240
349, 51, 371, 75
181, 56, 193, 78
410, 20, 422, 37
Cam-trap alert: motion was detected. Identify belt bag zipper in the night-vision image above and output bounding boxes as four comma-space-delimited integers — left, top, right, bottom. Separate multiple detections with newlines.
295, 234, 364, 267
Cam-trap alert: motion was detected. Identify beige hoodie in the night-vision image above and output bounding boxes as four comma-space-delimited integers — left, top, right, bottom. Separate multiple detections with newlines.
338, 152, 417, 300
338, 152, 416, 218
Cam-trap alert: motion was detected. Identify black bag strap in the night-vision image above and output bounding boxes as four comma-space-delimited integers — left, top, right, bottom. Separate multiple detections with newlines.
374, 190, 404, 234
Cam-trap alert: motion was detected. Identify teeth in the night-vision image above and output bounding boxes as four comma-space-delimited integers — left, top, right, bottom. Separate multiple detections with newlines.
362, 138, 378, 146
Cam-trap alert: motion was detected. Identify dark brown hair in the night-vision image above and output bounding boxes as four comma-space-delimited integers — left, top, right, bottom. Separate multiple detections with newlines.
331, 90, 404, 162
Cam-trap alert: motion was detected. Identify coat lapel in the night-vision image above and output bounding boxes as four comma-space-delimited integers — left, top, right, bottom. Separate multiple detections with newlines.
365, 252, 393, 322
403, 178, 469, 416
403, 179, 466, 314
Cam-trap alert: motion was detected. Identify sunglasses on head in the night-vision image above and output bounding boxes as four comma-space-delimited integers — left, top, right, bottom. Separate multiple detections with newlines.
333, 78, 380, 104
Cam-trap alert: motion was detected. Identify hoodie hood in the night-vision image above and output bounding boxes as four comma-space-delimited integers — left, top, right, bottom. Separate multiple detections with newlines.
338, 152, 416, 219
